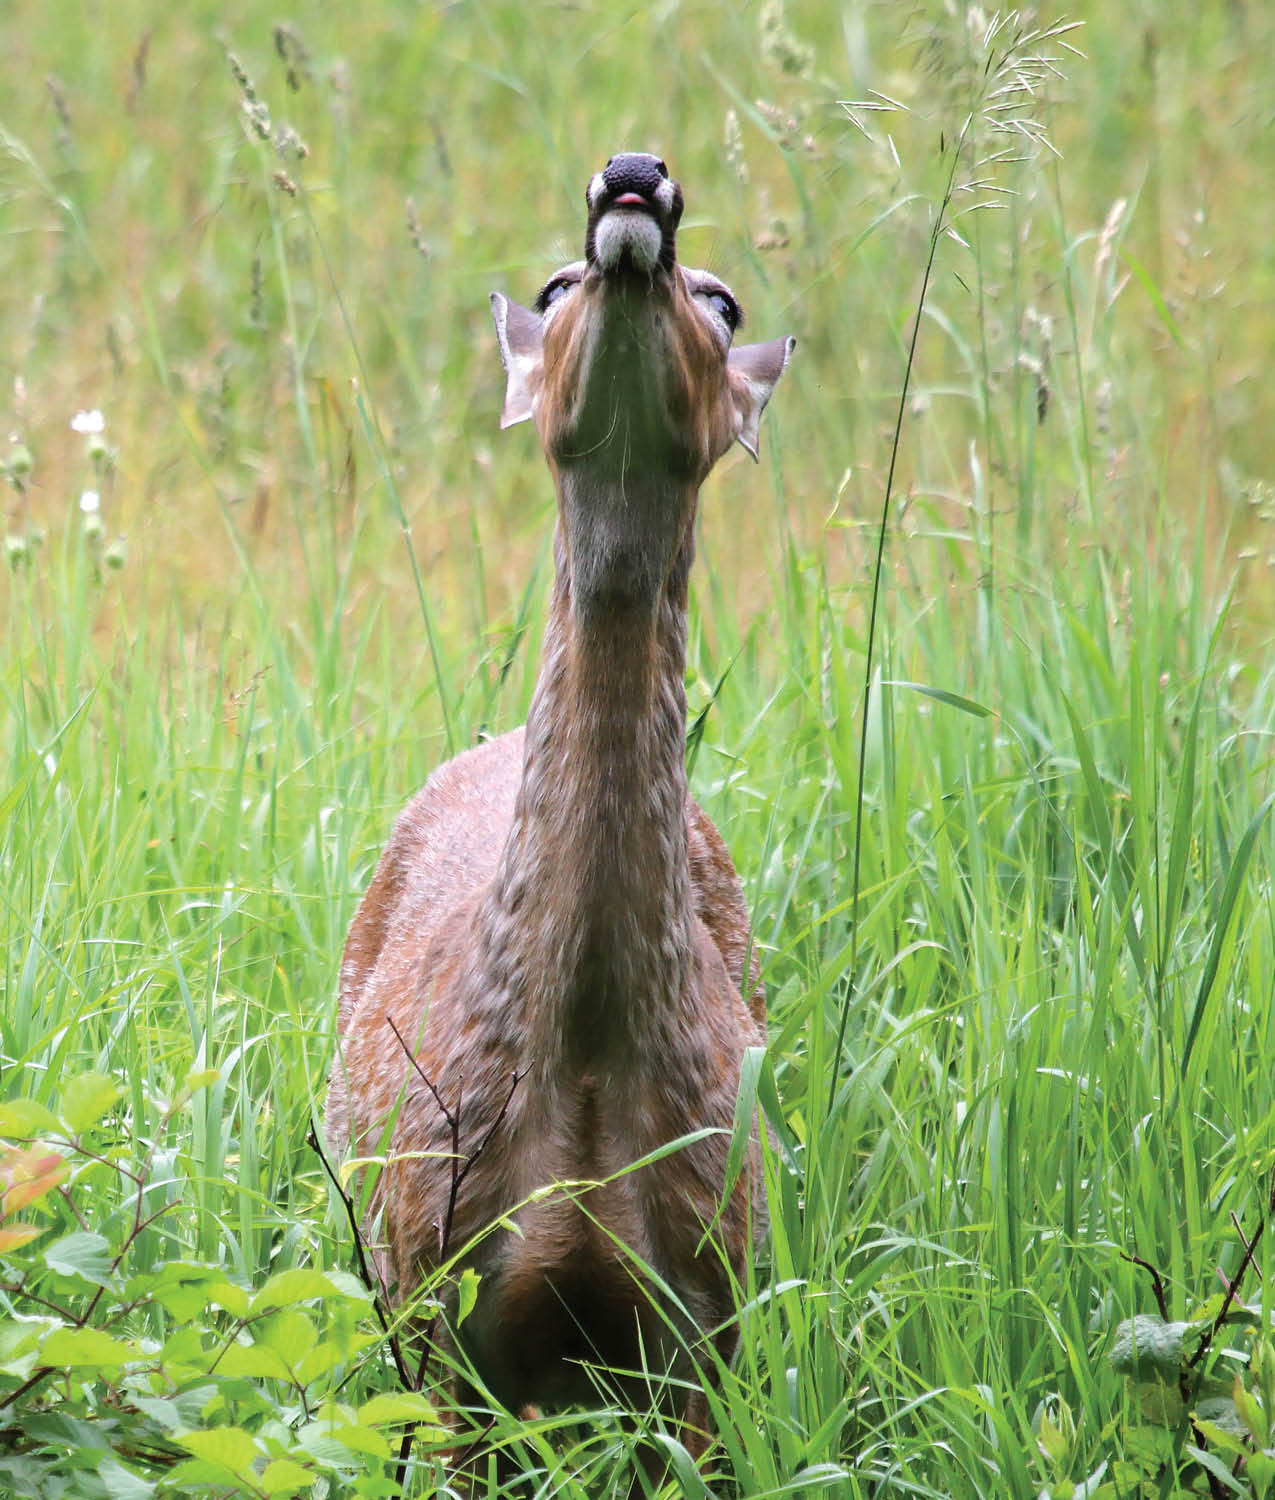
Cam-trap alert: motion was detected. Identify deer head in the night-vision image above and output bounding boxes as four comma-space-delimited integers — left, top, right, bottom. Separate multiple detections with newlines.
491, 153, 794, 615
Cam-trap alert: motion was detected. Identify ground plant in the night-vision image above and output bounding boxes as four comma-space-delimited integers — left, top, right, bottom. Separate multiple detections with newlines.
2, 1, 1274, 1496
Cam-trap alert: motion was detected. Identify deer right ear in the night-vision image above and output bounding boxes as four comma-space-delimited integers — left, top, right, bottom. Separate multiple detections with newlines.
727, 335, 796, 460
491, 292, 544, 429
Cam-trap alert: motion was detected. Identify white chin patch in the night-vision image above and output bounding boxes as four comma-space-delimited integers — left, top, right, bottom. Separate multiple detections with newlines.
595, 209, 662, 273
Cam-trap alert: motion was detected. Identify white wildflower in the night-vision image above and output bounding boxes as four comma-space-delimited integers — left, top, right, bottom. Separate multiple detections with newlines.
71, 409, 105, 435
79, 489, 100, 513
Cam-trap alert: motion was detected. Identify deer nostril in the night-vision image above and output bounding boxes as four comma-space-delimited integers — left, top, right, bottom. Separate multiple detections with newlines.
656, 160, 668, 176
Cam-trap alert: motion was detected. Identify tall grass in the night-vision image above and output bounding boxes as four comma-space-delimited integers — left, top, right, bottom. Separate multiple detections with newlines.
2, 1, 1275, 1496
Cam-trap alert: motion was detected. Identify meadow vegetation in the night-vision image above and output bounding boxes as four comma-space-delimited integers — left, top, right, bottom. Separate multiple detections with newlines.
2, 1, 1275, 1495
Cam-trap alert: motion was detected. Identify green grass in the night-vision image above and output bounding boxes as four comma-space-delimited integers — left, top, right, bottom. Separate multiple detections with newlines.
3, 1, 1275, 1496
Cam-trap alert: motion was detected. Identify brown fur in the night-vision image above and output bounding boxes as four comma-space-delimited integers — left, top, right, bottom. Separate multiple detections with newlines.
327, 160, 791, 1484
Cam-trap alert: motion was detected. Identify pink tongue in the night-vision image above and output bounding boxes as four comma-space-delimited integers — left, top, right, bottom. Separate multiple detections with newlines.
614, 192, 649, 207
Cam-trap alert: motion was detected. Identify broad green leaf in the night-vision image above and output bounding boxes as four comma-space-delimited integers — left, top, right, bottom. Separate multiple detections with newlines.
260, 1457, 317, 1494
59, 1071, 122, 1134
249, 1268, 340, 1313
165, 1458, 243, 1489
295, 1331, 378, 1384
177, 1424, 261, 1475
207, 1277, 252, 1318
357, 1391, 441, 1427
44, 1231, 113, 1286
97, 1456, 157, 1500
1195, 1395, 1250, 1442
323, 1421, 391, 1459
209, 1342, 295, 1382
0, 1315, 58, 1377
0, 1100, 60, 1138
1109, 1315, 1190, 1381
322, 1268, 372, 1302
295, 1422, 358, 1466
41, 1324, 135, 1368
259, 1308, 318, 1364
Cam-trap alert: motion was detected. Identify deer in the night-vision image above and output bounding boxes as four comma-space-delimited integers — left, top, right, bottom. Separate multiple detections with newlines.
326, 152, 794, 1486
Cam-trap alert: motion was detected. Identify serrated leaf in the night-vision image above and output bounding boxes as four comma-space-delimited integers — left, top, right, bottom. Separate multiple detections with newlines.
295, 1331, 378, 1384
323, 1422, 390, 1460
260, 1457, 317, 1494
456, 1267, 480, 1326
177, 1424, 261, 1475
125, 1391, 185, 1434
60, 1072, 122, 1134
97, 1455, 157, 1500
260, 1308, 317, 1363
165, 1457, 240, 1489
0, 1099, 61, 1137
0, 1314, 58, 1377
210, 1342, 295, 1382
295, 1422, 357, 1466
357, 1392, 441, 1427
41, 1324, 135, 1368
1184, 1440, 1250, 1494
321, 1268, 372, 1302
208, 1278, 252, 1318
44, 1231, 113, 1285
250, 1268, 339, 1313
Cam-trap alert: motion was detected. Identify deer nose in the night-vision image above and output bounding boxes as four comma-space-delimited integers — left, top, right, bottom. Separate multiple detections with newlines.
601, 153, 669, 205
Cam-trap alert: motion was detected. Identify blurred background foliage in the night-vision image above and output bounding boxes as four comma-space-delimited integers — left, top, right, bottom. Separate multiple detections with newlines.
2, 0, 1273, 646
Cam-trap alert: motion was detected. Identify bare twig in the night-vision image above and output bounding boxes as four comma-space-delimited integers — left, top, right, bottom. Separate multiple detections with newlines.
372, 1023, 524, 1488
1123, 1250, 1170, 1320
1187, 1168, 1275, 1370
308, 1123, 414, 1390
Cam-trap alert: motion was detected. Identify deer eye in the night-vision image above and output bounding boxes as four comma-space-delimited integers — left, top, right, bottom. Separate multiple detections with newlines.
696, 288, 742, 340
535, 276, 578, 314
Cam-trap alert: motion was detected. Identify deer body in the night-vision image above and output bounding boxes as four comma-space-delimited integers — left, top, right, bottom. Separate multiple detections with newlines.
328, 153, 792, 1443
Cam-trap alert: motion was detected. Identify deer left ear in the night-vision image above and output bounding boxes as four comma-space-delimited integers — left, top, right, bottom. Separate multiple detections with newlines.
727, 336, 796, 460
491, 293, 544, 429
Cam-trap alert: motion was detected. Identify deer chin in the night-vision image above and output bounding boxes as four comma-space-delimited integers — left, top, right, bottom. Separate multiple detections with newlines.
593, 208, 663, 274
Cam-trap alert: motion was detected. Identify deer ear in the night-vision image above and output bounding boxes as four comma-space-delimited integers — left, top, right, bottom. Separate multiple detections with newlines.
727, 335, 796, 460
491, 293, 543, 429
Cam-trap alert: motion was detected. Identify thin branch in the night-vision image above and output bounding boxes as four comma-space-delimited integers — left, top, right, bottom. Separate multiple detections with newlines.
307, 1124, 413, 1390
1188, 1169, 1275, 1369
1122, 1251, 1170, 1321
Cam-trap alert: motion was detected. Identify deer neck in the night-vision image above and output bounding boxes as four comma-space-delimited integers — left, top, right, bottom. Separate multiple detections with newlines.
483, 467, 699, 1074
